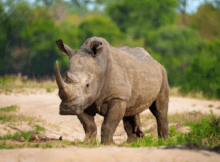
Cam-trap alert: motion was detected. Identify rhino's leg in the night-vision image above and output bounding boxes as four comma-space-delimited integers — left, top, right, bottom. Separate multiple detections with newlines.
149, 68, 169, 139
101, 99, 126, 144
123, 114, 144, 143
77, 108, 97, 141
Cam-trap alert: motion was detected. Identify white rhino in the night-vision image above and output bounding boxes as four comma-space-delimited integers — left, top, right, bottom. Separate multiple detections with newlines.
55, 37, 169, 144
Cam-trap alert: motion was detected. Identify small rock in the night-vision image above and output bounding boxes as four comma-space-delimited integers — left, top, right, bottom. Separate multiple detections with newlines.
15, 136, 24, 142
188, 110, 202, 115
30, 135, 39, 142
36, 133, 46, 139
177, 126, 191, 134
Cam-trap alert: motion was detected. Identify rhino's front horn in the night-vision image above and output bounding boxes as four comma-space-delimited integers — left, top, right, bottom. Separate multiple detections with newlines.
55, 61, 72, 100
55, 61, 65, 90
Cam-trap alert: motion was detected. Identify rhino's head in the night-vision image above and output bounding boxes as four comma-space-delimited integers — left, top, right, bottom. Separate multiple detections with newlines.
55, 37, 107, 115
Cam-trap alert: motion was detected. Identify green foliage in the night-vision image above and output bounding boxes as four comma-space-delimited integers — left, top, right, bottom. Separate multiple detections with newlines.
57, 23, 80, 71
78, 16, 124, 45
107, 0, 177, 39
20, 14, 61, 77
0, 105, 20, 123
0, 141, 15, 149
181, 39, 220, 98
35, 125, 45, 132
0, 0, 219, 100
146, 25, 204, 86
0, 105, 20, 112
0, 2, 11, 74
188, 3, 220, 41
184, 110, 220, 147
128, 128, 186, 147
0, 131, 36, 141
129, 110, 220, 148
45, 143, 53, 148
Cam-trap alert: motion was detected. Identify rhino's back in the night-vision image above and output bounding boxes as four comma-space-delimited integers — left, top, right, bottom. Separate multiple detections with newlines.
118, 46, 153, 62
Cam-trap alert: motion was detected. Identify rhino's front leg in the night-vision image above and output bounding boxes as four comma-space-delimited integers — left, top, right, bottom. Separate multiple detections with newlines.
101, 99, 126, 144
77, 110, 97, 141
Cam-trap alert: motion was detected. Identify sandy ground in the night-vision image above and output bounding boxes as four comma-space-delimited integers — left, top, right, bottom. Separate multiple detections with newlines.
0, 90, 220, 162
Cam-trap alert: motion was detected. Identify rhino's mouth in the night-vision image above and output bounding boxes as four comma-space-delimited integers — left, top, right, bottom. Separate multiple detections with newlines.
59, 103, 84, 115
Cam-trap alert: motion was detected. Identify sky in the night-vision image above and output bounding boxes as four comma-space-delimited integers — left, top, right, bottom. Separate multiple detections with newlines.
185, 0, 206, 13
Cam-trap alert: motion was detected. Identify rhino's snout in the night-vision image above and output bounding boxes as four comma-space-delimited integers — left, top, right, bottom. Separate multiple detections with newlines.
59, 103, 83, 115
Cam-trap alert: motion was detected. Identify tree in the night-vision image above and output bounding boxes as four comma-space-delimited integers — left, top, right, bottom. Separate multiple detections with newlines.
78, 16, 124, 45
177, 0, 187, 25
107, 0, 177, 39
188, 3, 220, 41
181, 40, 220, 98
0, 2, 11, 75
146, 25, 205, 86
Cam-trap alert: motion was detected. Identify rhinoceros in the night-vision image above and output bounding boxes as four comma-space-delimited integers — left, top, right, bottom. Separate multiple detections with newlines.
55, 37, 169, 144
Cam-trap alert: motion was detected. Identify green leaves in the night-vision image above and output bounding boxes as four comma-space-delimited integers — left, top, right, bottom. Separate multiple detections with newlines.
181, 40, 220, 98
146, 25, 204, 86
78, 16, 124, 45
107, 0, 177, 39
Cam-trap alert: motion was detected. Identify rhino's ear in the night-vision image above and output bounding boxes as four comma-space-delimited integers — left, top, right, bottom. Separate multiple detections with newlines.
90, 41, 103, 57
55, 39, 75, 57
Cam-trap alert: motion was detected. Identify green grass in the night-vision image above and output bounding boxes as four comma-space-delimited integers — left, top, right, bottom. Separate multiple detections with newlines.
35, 125, 45, 132
208, 104, 214, 108
0, 105, 20, 112
129, 110, 220, 148
0, 107, 219, 150
0, 131, 36, 141
0, 141, 15, 149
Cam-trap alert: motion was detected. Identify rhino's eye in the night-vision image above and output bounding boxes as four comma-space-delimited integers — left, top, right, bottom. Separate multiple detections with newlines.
86, 84, 89, 88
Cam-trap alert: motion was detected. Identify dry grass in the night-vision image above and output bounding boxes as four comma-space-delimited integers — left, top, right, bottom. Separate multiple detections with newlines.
0, 75, 57, 94
140, 111, 209, 126
169, 87, 218, 101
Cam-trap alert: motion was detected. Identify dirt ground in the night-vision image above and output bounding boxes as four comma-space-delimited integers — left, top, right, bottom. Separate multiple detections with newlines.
0, 89, 220, 162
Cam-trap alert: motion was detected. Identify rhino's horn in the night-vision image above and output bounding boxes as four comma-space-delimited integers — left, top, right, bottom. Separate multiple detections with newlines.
55, 61, 65, 90
55, 61, 74, 101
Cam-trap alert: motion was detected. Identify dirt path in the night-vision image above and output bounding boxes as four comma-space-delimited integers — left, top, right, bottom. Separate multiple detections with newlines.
0, 90, 220, 162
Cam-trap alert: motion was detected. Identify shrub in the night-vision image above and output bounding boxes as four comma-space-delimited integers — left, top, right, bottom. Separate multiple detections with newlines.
181, 39, 220, 98
146, 25, 205, 86
78, 16, 124, 45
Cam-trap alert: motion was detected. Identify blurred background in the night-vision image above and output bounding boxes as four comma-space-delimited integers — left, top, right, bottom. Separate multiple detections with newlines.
0, 0, 219, 98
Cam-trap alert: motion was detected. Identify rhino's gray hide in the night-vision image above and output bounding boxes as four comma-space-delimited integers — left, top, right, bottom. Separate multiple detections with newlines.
55, 37, 169, 144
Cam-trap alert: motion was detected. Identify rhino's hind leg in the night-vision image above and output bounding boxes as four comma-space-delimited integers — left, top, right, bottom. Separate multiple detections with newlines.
123, 114, 144, 143
149, 68, 169, 139
149, 100, 168, 138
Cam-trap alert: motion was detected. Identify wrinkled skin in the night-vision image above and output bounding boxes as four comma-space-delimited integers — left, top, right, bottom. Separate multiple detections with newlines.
55, 37, 169, 144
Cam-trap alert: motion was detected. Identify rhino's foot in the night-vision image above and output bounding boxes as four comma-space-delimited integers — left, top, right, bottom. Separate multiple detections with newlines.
127, 132, 144, 143
101, 139, 115, 145
123, 114, 144, 143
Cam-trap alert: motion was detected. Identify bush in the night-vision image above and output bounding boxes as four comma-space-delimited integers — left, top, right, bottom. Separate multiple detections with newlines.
181, 40, 220, 98
78, 16, 124, 45
146, 25, 205, 86
107, 0, 177, 39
